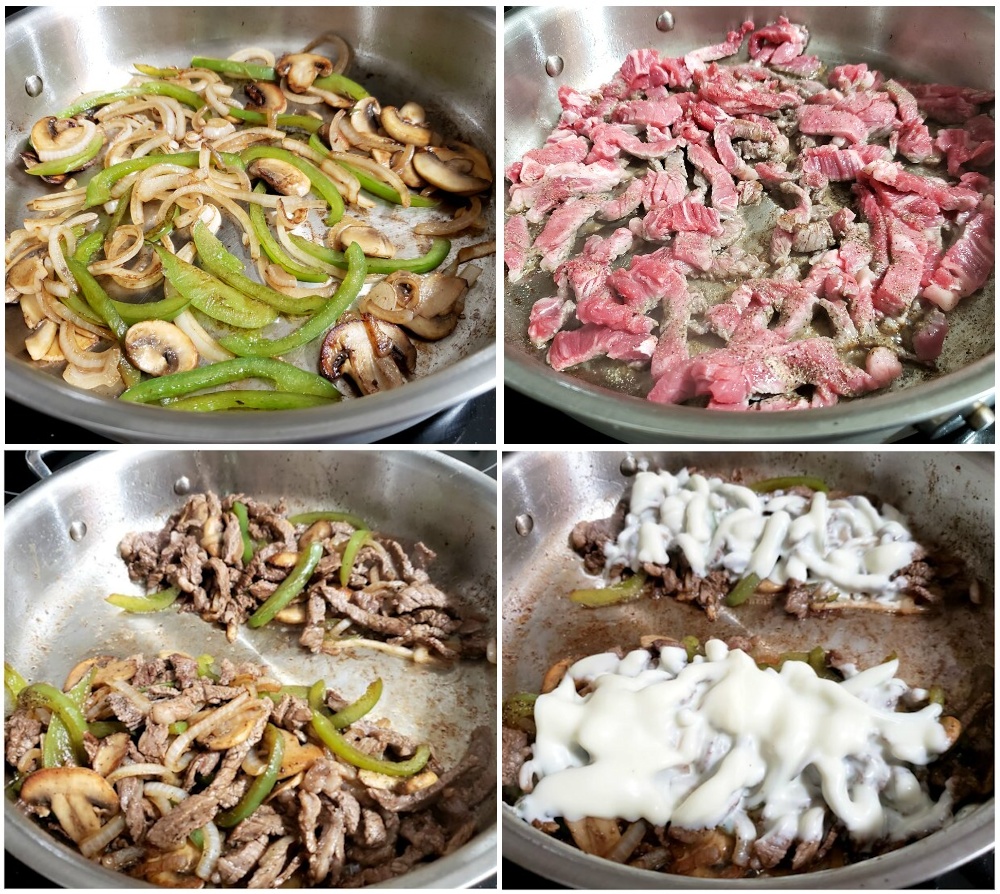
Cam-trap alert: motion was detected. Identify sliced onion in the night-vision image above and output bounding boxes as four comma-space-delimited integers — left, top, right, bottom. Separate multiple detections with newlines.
213, 126, 285, 152
228, 46, 275, 66
457, 239, 496, 264
62, 345, 123, 391
195, 821, 222, 880
414, 197, 482, 236
38, 288, 111, 338
57, 322, 107, 369
105, 762, 173, 785
302, 32, 352, 74
173, 308, 234, 363
163, 691, 250, 771
79, 814, 126, 858
325, 151, 410, 207
35, 118, 98, 162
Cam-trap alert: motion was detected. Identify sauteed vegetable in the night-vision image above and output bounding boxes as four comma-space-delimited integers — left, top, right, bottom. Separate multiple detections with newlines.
6, 35, 495, 409
6, 653, 493, 886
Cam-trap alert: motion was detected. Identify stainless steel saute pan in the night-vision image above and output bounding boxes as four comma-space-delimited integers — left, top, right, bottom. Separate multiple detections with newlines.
504, 6, 994, 442
4, 449, 497, 887
502, 450, 994, 887
6, 6, 496, 443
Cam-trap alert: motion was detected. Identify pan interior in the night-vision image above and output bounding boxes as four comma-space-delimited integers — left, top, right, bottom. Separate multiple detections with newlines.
4, 449, 497, 886
501, 450, 994, 886
5, 6, 496, 440
503, 6, 994, 435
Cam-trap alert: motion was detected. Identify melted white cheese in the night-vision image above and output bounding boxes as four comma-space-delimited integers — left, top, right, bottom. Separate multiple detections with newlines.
517, 641, 953, 849
603, 469, 920, 604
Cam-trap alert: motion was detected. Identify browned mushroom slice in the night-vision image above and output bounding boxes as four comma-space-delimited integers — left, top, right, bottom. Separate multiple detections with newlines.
319, 313, 417, 395
339, 225, 396, 258
380, 105, 432, 147
360, 270, 467, 340
30, 116, 100, 162
412, 148, 491, 196
124, 320, 199, 376
274, 53, 333, 93
248, 157, 312, 197
245, 81, 287, 114
19, 767, 120, 844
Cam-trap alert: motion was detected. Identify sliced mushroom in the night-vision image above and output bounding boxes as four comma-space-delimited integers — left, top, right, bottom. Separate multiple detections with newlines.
7, 254, 48, 295
275, 729, 325, 779
20, 767, 120, 844
89, 732, 131, 778
319, 313, 417, 395
275, 52, 334, 93
339, 225, 396, 259
244, 81, 287, 114
30, 116, 98, 162
380, 106, 432, 147
248, 157, 311, 197
350, 96, 382, 137
359, 270, 467, 340
124, 320, 198, 376
411, 148, 491, 196
196, 699, 269, 751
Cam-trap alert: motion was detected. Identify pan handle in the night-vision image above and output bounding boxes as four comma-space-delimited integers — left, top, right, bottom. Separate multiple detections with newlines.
25, 450, 56, 481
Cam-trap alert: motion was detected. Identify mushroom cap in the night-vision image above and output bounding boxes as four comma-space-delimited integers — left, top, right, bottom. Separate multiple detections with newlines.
360, 270, 467, 340
244, 81, 287, 114
29, 116, 98, 162
380, 106, 432, 147
247, 157, 312, 197
319, 314, 416, 395
339, 225, 396, 259
124, 320, 199, 377
275, 52, 334, 93
411, 148, 491, 196
20, 767, 120, 843
350, 96, 382, 135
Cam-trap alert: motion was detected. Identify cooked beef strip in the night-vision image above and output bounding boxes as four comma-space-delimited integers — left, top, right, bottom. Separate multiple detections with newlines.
217, 834, 270, 885
4, 709, 41, 768
248, 834, 295, 888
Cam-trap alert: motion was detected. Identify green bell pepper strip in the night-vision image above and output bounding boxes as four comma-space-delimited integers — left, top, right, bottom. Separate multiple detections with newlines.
133, 64, 183, 79
248, 540, 325, 628
329, 678, 382, 729
154, 245, 278, 330
226, 108, 324, 133
216, 724, 285, 827
928, 686, 946, 707
189, 828, 205, 849
105, 586, 180, 613
569, 572, 647, 607
311, 709, 430, 777
25, 133, 105, 178
86, 150, 243, 207
313, 73, 369, 100
144, 204, 178, 244
66, 258, 128, 342
111, 292, 191, 325
749, 476, 829, 494
19, 683, 90, 765
189, 57, 275, 80
502, 693, 538, 732
331, 156, 438, 208
104, 183, 134, 234
681, 635, 701, 662
169, 721, 190, 736
5, 663, 28, 700
262, 685, 311, 704
120, 357, 340, 403
725, 573, 761, 607
339, 529, 370, 587
163, 390, 336, 412
191, 220, 326, 315
289, 233, 452, 275
232, 501, 254, 564
87, 720, 128, 738
58, 82, 205, 118
248, 184, 328, 283
196, 654, 218, 680
72, 231, 105, 265
288, 510, 368, 530
241, 146, 344, 225
220, 242, 366, 358
42, 669, 93, 769
61, 291, 104, 326
308, 679, 328, 713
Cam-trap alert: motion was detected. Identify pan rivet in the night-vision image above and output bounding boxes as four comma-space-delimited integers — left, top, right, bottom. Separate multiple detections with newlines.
656, 11, 675, 32
620, 456, 639, 476
25, 75, 43, 97
544, 55, 564, 77
174, 476, 192, 495
514, 514, 534, 536
69, 521, 87, 542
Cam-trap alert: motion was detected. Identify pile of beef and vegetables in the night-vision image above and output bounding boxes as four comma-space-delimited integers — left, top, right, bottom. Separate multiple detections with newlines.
5, 489, 494, 887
